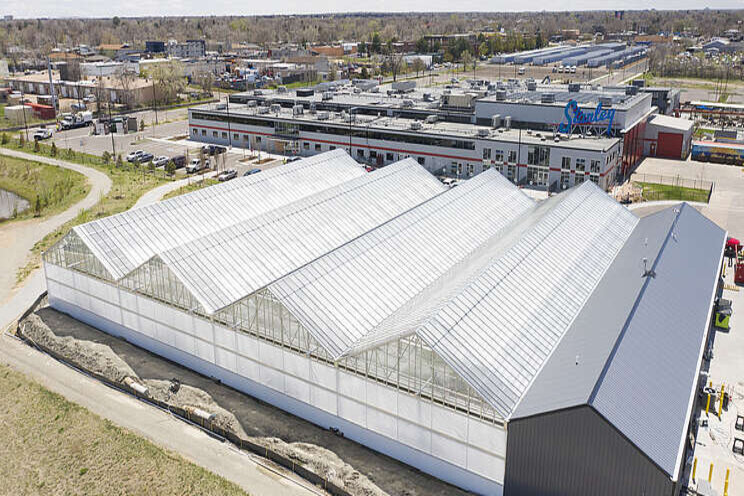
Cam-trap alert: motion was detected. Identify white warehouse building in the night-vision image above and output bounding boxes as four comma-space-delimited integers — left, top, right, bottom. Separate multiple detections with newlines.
44, 151, 725, 495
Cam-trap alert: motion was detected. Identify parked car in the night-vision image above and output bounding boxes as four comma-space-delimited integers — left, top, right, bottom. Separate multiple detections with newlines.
243, 168, 261, 176
171, 155, 186, 169
518, 67, 526, 75
217, 169, 238, 182
203, 144, 227, 155
152, 156, 170, 168
186, 158, 209, 173
33, 128, 53, 141
137, 152, 154, 164
285, 156, 302, 163
83, 94, 96, 103
71, 102, 87, 112
126, 150, 145, 163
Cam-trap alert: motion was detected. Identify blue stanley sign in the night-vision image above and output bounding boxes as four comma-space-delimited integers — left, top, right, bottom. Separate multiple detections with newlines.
557, 99, 616, 136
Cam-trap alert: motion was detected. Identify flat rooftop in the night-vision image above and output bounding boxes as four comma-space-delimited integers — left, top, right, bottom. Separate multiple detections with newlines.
479, 84, 647, 110
4, 70, 153, 90
192, 103, 620, 151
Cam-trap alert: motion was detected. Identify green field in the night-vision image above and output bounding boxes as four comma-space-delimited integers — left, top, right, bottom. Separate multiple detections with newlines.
0, 154, 90, 221
636, 181, 710, 203
0, 363, 249, 496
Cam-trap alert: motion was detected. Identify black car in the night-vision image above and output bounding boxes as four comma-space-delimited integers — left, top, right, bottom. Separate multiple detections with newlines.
171, 155, 186, 168
203, 144, 227, 156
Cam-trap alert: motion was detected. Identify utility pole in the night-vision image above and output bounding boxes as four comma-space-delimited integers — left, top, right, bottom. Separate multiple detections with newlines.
108, 101, 116, 159
20, 86, 29, 142
152, 80, 159, 127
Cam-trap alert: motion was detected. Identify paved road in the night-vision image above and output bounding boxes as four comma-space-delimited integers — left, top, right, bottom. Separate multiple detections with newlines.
0, 331, 320, 496
0, 149, 112, 313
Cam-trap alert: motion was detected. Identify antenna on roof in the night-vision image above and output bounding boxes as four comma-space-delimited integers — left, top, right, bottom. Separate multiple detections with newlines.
642, 257, 656, 279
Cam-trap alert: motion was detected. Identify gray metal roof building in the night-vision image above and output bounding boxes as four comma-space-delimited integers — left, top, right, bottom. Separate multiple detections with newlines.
44, 151, 726, 495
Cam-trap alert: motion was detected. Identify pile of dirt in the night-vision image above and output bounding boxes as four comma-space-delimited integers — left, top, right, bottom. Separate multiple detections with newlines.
612, 182, 643, 204
262, 439, 387, 496
21, 313, 136, 383
145, 379, 248, 438
20, 309, 389, 496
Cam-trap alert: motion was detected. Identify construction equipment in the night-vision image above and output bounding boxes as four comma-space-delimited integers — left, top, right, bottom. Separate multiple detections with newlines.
715, 298, 732, 329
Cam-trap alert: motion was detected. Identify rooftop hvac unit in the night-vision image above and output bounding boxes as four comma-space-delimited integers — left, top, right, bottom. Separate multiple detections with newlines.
309, 102, 317, 114
443, 89, 451, 95
410, 121, 423, 130
270, 104, 281, 113
215, 102, 227, 110
504, 116, 512, 130
317, 111, 330, 120
257, 106, 270, 114
477, 128, 489, 138
541, 93, 556, 104
296, 88, 314, 97
495, 90, 507, 101
526, 81, 537, 91
599, 96, 613, 107
293, 104, 304, 115
322, 91, 333, 101
253, 89, 263, 96
568, 83, 581, 93
491, 114, 501, 128
402, 100, 414, 108
625, 85, 639, 95
425, 115, 438, 124
246, 100, 257, 108
632, 79, 646, 88
277, 86, 287, 93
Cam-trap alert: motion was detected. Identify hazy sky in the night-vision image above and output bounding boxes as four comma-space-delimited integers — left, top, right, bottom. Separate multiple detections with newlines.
4, 1, 744, 19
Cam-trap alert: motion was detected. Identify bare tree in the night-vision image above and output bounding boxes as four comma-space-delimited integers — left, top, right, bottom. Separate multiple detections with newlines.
412, 57, 426, 78
114, 65, 138, 109
193, 70, 214, 96
387, 53, 405, 82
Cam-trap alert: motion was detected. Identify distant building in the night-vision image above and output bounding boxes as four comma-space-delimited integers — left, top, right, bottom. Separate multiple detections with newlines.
168, 39, 206, 58
145, 41, 166, 53
3, 15, 13, 21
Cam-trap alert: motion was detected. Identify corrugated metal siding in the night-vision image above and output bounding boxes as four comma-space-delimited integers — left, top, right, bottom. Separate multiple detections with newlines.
504, 406, 674, 496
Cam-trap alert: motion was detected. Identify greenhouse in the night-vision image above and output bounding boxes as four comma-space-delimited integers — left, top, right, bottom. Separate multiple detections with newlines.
44, 150, 726, 495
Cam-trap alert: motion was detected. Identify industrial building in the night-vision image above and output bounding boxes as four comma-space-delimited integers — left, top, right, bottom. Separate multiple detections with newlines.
44, 150, 725, 495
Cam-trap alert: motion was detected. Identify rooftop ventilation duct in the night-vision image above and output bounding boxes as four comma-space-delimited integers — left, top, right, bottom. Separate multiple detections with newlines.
410, 121, 423, 130
541, 93, 556, 104
495, 90, 507, 101
625, 85, 639, 96
599, 96, 613, 107
526, 81, 537, 91
568, 83, 581, 93
477, 128, 489, 138
491, 114, 501, 128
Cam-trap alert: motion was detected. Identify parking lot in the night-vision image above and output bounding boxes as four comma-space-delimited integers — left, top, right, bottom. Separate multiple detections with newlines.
40, 108, 286, 178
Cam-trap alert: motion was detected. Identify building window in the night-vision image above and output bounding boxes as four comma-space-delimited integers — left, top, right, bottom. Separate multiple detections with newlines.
483, 163, 491, 171
561, 171, 570, 189
303, 142, 309, 150
234, 133, 239, 140
222, 132, 227, 139
315, 144, 321, 151
590, 175, 599, 184
575, 173, 585, 184
590, 160, 601, 173
386, 153, 394, 161
467, 164, 474, 176
212, 131, 218, 138
494, 150, 504, 162
370, 150, 378, 159
357, 149, 365, 158
508, 150, 517, 163
330, 146, 336, 150
483, 148, 491, 160
192, 128, 197, 135
450, 163, 458, 175
256, 137, 261, 143
562, 157, 571, 170
201, 129, 206, 136
527, 145, 550, 166
417, 157, 425, 165
507, 165, 516, 180
576, 158, 586, 172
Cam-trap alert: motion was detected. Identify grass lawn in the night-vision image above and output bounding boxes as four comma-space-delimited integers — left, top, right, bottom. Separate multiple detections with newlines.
0, 363, 248, 496
636, 181, 710, 203
0, 137, 172, 284
0, 104, 47, 130
0, 154, 90, 222
161, 177, 219, 200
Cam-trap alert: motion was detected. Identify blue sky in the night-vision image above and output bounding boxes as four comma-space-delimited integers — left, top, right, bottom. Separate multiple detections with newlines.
4, 1, 744, 18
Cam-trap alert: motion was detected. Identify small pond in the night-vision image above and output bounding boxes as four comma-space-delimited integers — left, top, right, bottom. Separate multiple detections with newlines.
0, 188, 30, 220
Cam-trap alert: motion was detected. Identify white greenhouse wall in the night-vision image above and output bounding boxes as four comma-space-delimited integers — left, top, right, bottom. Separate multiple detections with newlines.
45, 264, 506, 495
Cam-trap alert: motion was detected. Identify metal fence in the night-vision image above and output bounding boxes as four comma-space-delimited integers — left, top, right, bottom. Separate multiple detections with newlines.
632, 173, 714, 203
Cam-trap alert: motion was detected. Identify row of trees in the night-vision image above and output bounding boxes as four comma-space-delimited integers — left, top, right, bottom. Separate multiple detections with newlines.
2, 11, 742, 60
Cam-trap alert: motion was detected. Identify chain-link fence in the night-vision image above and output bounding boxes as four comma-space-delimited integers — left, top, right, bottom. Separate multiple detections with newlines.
632, 173, 714, 203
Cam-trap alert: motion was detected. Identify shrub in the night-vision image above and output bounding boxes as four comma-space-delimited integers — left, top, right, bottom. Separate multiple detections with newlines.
102, 151, 111, 164
50, 142, 57, 157
33, 139, 40, 152
1, 133, 8, 145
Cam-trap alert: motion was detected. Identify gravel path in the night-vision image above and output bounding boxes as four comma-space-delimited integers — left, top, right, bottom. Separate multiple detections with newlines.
0, 148, 112, 326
